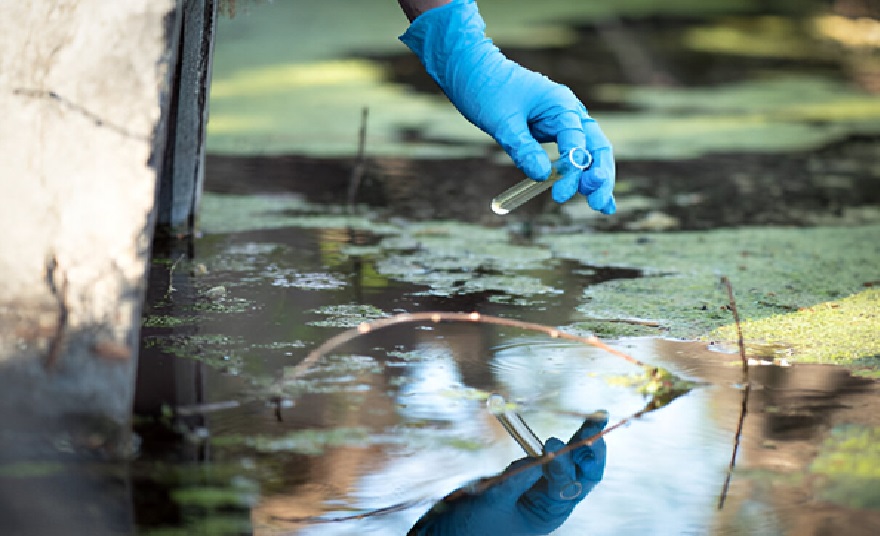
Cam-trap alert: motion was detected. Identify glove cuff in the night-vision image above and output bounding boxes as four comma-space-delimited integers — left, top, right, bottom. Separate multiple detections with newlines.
399, 0, 490, 95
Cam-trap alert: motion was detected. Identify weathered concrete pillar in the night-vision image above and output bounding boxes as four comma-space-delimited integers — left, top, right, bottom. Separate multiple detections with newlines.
0, 0, 214, 533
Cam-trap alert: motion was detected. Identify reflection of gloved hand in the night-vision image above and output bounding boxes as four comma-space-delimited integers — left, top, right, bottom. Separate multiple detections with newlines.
400, 0, 616, 214
409, 412, 608, 536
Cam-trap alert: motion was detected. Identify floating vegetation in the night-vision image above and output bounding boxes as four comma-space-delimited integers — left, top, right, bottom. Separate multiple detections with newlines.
541, 225, 880, 350
0, 462, 65, 478
199, 193, 391, 234
171, 484, 259, 509
142, 315, 198, 328
810, 425, 880, 509
268, 268, 348, 290
251, 340, 307, 351
300, 354, 383, 376
373, 222, 558, 298
598, 76, 880, 158
143, 334, 248, 373
605, 366, 700, 411
210, 428, 372, 455
712, 288, 880, 367
386, 349, 433, 364
308, 304, 390, 328
193, 286, 256, 314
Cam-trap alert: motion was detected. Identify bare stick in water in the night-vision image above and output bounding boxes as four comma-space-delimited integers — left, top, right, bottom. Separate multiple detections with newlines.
289, 311, 646, 381
717, 276, 751, 509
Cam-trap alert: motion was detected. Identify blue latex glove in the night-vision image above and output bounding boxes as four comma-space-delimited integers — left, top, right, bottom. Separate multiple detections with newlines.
409, 412, 608, 536
400, 0, 616, 214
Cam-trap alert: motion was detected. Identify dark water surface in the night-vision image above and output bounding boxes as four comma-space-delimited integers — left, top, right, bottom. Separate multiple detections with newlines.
131, 1, 880, 535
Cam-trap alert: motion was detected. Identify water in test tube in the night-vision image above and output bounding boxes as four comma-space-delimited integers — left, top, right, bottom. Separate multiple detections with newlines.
491, 147, 592, 215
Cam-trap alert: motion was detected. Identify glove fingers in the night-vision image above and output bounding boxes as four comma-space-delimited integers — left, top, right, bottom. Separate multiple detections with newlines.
537, 105, 586, 160
543, 437, 575, 485
495, 122, 552, 180
543, 436, 590, 502
528, 84, 584, 141
580, 148, 616, 214
569, 411, 609, 483
551, 166, 581, 203
549, 112, 589, 203
491, 456, 545, 499
531, 99, 590, 158
571, 410, 609, 441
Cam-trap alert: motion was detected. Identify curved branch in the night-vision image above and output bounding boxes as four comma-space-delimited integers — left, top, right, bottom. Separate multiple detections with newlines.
288, 311, 646, 381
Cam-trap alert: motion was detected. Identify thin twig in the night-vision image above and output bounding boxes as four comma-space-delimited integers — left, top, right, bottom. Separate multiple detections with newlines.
717, 276, 750, 509
721, 276, 748, 378
165, 253, 185, 300
346, 107, 369, 208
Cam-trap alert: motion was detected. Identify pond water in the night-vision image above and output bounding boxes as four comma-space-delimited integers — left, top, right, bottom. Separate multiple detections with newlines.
135, 219, 733, 535
131, 1, 880, 535
133, 202, 880, 535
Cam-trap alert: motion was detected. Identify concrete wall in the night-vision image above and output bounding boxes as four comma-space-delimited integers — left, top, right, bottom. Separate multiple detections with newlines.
0, 0, 217, 532
0, 0, 177, 449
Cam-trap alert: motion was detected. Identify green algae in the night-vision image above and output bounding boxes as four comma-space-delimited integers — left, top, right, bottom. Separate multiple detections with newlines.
210, 427, 371, 454
209, 1, 853, 158
198, 193, 311, 233
171, 485, 258, 508
682, 15, 824, 59
303, 354, 383, 377
196, 192, 878, 372
194, 191, 879, 370
143, 333, 249, 374
373, 221, 559, 298
193, 287, 256, 314
810, 425, 880, 509
268, 268, 349, 291
712, 289, 880, 367
599, 76, 880, 123
308, 304, 390, 328
138, 462, 258, 536
199, 193, 393, 234
540, 225, 880, 364
596, 76, 880, 159
0, 462, 65, 478
143, 315, 198, 328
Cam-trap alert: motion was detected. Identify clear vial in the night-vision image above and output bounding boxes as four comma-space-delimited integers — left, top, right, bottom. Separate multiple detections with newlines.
491, 147, 592, 215
487, 394, 543, 457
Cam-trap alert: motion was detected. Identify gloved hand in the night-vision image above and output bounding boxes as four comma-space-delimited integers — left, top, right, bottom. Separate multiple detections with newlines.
400, 0, 616, 214
409, 411, 608, 536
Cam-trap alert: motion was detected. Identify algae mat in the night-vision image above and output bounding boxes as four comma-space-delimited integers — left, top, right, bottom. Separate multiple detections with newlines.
197, 191, 880, 369
541, 225, 880, 367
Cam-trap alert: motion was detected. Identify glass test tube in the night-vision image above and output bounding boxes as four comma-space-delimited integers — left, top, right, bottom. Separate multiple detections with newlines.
486, 394, 543, 457
491, 147, 592, 215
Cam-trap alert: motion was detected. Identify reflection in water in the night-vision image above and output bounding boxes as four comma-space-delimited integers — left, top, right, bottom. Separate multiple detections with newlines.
409, 413, 608, 535
134, 229, 880, 535
133, 226, 728, 534
137, 201, 879, 535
